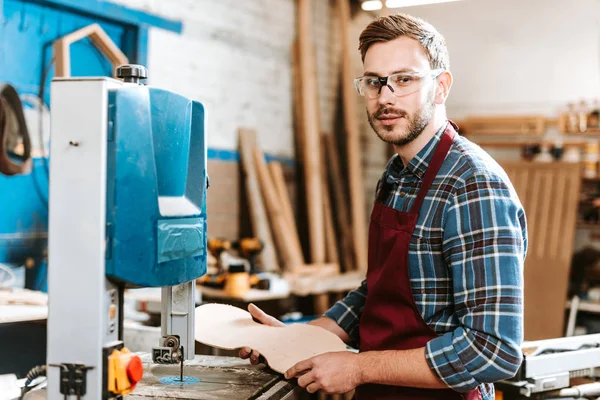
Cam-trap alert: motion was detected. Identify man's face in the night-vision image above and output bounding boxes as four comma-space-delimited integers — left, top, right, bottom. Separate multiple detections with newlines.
362, 37, 438, 147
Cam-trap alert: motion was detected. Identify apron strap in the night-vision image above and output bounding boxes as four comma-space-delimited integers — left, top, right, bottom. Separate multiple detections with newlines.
409, 123, 456, 214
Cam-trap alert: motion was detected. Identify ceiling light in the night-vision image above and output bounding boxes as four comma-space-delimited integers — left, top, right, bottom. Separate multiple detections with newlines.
361, 0, 383, 11
385, 0, 461, 7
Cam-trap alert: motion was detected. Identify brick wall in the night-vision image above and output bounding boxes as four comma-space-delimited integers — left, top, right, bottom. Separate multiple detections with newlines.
110, 0, 341, 239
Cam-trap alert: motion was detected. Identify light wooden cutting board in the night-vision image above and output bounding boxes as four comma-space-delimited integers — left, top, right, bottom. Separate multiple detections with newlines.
194, 303, 347, 374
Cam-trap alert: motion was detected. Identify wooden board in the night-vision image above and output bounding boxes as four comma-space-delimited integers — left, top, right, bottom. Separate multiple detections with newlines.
297, 0, 325, 263
336, 0, 368, 272
463, 115, 545, 136
321, 141, 339, 264
238, 128, 279, 272
323, 133, 355, 271
268, 162, 304, 265
500, 161, 582, 340
285, 271, 364, 297
253, 148, 304, 271
194, 304, 347, 374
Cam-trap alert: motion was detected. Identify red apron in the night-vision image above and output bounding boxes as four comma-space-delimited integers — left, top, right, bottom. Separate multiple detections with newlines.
356, 123, 481, 400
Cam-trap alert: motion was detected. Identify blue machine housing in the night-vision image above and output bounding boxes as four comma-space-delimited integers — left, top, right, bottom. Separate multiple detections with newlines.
105, 85, 208, 287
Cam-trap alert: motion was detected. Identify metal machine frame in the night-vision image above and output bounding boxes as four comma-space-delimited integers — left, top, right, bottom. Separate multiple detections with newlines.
47, 74, 200, 399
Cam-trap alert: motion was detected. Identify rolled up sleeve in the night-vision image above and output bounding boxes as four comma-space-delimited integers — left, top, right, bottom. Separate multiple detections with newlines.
425, 172, 527, 392
324, 279, 367, 346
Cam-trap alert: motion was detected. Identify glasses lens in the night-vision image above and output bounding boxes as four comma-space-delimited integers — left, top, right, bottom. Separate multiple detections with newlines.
357, 77, 381, 99
387, 73, 425, 97
357, 70, 441, 98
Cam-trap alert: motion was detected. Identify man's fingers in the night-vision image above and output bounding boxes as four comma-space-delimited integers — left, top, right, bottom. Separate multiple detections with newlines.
285, 358, 313, 379
296, 371, 315, 388
239, 347, 251, 359
306, 382, 322, 394
250, 349, 261, 364
248, 303, 285, 327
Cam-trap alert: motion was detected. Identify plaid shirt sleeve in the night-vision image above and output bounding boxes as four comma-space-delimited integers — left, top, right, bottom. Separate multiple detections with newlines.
324, 279, 367, 346
425, 172, 527, 392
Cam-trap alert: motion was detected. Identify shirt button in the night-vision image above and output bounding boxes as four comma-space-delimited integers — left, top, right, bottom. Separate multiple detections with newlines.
399, 192, 406, 198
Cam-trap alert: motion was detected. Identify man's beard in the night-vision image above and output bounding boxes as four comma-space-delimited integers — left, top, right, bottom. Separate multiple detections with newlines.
367, 89, 436, 147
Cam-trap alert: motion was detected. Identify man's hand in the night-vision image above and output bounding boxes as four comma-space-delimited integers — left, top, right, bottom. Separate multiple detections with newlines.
239, 303, 284, 365
285, 351, 362, 394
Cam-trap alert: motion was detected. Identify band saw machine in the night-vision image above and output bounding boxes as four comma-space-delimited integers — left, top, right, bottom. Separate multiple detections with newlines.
26, 65, 298, 399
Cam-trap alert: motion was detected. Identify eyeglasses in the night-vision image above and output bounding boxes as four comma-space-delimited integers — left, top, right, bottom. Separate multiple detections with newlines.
354, 68, 444, 99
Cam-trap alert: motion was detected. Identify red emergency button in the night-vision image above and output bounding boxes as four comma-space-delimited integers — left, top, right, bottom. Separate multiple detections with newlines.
126, 354, 143, 385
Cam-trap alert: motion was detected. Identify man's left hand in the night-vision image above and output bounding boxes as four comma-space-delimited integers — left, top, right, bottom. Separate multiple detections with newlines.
284, 351, 362, 394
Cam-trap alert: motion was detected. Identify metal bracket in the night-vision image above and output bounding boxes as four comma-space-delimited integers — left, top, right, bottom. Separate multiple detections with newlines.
49, 363, 94, 398
152, 335, 182, 364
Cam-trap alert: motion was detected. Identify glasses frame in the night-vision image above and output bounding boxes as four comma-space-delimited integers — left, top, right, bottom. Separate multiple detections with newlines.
354, 68, 445, 99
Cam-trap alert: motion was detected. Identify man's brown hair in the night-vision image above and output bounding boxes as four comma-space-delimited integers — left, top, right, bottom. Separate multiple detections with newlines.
358, 13, 449, 71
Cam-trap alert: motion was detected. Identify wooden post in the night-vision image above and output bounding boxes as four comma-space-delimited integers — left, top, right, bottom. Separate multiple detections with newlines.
254, 148, 304, 271
323, 169, 339, 265
321, 135, 339, 265
336, 0, 368, 271
297, 0, 325, 264
323, 134, 356, 271
238, 128, 279, 272
268, 162, 305, 266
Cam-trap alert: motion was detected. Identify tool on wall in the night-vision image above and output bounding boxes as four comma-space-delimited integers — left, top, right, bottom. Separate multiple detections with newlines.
0, 83, 32, 176
53, 23, 128, 78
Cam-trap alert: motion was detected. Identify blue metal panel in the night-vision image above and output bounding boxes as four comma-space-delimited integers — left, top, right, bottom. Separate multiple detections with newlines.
157, 218, 204, 264
0, 159, 48, 262
106, 86, 207, 287
25, 0, 182, 33
0, 0, 183, 282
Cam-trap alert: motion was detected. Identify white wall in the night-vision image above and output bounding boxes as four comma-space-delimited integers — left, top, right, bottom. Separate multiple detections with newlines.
372, 0, 600, 119
110, 0, 340, 158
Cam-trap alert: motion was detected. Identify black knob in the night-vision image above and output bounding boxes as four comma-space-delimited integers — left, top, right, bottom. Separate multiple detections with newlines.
116, 64, 148, 84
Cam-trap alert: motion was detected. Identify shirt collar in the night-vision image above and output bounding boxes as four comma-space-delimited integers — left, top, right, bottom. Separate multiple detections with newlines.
387, 122, 448, 182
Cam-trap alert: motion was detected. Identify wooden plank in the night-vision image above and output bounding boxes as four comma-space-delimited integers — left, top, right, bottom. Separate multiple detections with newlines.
336, 0, 368, 271
297, 0, 325, 263
500, 162, 582, 340
323, 133, 356, 271
323, 178, 339, 264
268, 163, 298, 246
321, 140, 339, 264
238, 128, 279, 272
471, 139, 585, 148
268, 161, 305, 267
253, 148, 304, 271
464, 115, 545, 136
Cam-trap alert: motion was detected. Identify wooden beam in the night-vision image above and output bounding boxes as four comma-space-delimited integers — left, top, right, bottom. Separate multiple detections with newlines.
268, 162, 305, 267
323, 133, 356, 272
337, 0, 368, 271
322, 154, 339, 265
297, 0, 325, 263
238, 128, 279, 272
254, 148, 304, 271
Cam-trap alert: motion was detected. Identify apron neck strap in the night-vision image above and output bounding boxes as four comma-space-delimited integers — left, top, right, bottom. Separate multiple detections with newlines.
409, 123, 456, 214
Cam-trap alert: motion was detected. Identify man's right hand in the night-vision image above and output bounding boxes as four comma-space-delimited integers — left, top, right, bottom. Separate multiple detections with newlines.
239, 303, 351, 366
239, 303, 284, 365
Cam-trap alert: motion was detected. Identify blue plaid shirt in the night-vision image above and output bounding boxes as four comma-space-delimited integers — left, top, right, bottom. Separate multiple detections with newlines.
324, 122, 527, 398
